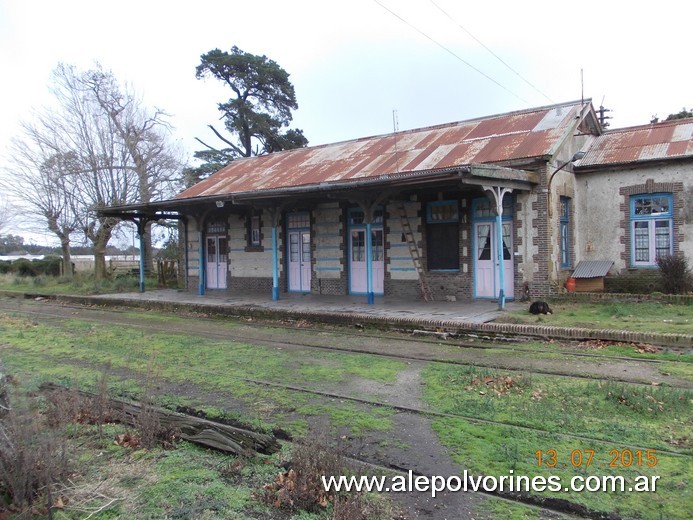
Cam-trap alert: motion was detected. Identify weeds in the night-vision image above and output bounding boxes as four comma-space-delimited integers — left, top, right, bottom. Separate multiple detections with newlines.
263, 436, 346, 512
262, 436, 395, 518
600, 381, 692, 417
0, 397, 71, 516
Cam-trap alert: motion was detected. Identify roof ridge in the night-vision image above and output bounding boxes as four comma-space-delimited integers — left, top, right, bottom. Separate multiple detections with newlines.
260, 99, 592, 155
604, 118, 693, 135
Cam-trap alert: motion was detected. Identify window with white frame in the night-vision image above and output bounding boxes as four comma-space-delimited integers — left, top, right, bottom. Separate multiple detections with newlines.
560, 197, 571, 268
630, 194, 673, 266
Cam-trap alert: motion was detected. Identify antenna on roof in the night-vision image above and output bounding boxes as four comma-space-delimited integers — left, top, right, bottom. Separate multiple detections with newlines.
393, 109, 400, 173
581, 68, 584, 106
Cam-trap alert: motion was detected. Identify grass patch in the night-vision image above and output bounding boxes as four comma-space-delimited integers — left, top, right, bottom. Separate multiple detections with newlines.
0, 272, 163, 295
422, 363, 692, 519
473, 497, 547, 519
295, 403, 394, 437
0, 313, 405, 438
496, 301, 693, 335
422, 363, 691, 452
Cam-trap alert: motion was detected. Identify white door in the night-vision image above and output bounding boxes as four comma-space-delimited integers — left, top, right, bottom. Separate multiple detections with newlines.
206, 236, 227, 289
474, 222, 513, 298
288, 231, 311, 292
349, 228, 384, 294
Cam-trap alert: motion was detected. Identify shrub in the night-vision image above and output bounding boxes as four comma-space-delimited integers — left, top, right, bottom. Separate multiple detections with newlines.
656, 254, 692, 294
33, 256, 61, 276
13, 258, 35, 277
0, 401, 71, 513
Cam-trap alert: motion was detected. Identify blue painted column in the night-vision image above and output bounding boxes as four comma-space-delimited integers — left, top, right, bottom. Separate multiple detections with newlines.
366, 222, 374, 305
272, 225, 280, 300
138, 231, 146, 293
484, 185, 509, 310
198, 231, 205, 296
496, 211, 505, 310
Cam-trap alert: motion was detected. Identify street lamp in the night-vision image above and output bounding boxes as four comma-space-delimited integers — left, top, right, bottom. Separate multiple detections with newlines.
547, 151, 585, 216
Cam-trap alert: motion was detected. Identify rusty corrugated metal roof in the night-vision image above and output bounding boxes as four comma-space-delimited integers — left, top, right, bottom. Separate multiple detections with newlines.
578, 119, 693, 169
178, 101, 588, 200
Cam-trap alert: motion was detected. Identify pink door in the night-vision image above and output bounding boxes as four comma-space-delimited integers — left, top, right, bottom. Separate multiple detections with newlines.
349, 228, 384, 294
288, 231, 311, 292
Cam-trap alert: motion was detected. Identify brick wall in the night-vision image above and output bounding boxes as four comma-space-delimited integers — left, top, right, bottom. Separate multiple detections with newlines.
531, 165, 551, 298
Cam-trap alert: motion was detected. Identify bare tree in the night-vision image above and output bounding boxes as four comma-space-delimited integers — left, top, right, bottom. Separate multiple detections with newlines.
2, 63, 183, 280
83, 66, 183, 269
1, 136, 80, 278
0, 196, 13, 235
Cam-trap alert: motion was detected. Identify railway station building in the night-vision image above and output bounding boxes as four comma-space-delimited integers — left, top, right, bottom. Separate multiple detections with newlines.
103, 100, 693, 304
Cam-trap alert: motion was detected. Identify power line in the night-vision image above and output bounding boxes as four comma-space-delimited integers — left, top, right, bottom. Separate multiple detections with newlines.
428, 0, 554, 104
373, 0, 531, 105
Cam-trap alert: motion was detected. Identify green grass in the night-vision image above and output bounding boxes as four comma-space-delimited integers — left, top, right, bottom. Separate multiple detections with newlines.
0, 272, 162, 295
421, 363, 692, 519
0, 314, 404, 437
2, 308, 691, 519
496, 301, 693, 335
295, 403, 395, 436
473, 497, 547, 519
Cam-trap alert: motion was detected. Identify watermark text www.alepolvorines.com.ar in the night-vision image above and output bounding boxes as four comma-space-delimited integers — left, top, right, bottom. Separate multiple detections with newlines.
322, 470, 660, 498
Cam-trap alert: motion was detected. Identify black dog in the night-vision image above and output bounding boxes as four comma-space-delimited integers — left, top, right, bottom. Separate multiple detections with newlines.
529, 301, 552, 315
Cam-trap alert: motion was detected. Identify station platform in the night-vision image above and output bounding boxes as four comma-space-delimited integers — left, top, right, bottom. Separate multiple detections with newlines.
88, 289, 522, 325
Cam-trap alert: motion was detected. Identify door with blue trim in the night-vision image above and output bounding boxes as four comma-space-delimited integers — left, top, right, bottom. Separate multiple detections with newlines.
472, 197, 514, 299
206, 236, 228, 289
287, 213, 311, 292
348, 209, 384, 295
474, 221, 513, 298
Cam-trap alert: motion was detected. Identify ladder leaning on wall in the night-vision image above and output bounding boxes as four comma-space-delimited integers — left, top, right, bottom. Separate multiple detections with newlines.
397, 202, 433, 302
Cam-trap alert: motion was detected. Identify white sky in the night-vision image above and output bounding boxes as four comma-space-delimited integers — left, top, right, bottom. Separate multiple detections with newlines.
1, 0, 691, 243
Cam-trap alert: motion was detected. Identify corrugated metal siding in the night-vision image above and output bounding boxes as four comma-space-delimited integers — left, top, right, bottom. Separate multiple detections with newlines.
178, 102, 586, 200
571, 261, 614, 278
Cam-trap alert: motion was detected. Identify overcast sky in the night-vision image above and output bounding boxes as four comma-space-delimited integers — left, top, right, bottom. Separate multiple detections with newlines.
1, 0, 691, 242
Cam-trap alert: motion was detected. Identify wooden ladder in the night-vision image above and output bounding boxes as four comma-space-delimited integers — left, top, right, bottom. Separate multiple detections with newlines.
397, 202, 433, 302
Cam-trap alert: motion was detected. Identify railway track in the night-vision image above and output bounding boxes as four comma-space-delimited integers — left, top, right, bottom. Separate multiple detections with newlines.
1, 298, 690, 456
0, 299, 689, 390
1, 297, 691, 519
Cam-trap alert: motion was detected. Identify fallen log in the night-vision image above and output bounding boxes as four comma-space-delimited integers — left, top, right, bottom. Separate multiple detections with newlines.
39, 382, 280, 456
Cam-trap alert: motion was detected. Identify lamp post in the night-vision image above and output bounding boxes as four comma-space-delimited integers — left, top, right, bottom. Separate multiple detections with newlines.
547, 151, 585, 217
